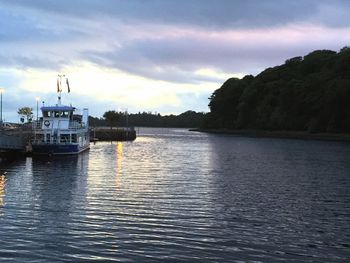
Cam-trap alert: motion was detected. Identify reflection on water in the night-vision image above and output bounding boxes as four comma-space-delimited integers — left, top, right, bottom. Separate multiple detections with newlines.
0, 173, 6, 208
0, 128, 350, 262
116, 142, 123, 188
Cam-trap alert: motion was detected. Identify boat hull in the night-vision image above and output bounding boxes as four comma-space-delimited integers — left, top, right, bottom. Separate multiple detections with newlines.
32, 143, 90, 155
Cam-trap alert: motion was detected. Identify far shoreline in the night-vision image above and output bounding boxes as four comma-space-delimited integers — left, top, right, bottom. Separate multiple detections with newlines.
191, 128, 350, 142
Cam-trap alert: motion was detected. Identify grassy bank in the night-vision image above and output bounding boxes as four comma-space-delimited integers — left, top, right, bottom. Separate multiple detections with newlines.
191, 128, 350, 142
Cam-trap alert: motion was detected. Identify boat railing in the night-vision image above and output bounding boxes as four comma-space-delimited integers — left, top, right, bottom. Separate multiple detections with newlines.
32, 120, 42, 130
69, 122, 87, 130
31, 120, 87, 131
31, 138, 78, 145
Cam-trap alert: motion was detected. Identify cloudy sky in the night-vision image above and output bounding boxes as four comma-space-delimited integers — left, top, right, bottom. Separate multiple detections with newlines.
0, 0, 350, 121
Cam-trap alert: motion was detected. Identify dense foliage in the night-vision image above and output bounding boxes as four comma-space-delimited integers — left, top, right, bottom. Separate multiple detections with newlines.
103, 110, 121, 128
204, 48, 350, 133
90, 110, 206, 128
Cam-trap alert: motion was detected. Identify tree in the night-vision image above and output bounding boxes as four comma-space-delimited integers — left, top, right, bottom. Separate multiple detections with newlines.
204, 48, 350, 133
103, 110, 121, 128
18, 107, 33, 123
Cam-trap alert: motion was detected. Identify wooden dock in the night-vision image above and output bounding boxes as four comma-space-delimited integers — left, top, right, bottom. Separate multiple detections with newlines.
90, 127, 136, 141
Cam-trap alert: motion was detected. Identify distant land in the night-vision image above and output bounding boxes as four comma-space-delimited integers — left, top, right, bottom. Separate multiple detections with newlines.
89, 47, 350, 139
89, 110, 206, 128
202, 47, 350, 135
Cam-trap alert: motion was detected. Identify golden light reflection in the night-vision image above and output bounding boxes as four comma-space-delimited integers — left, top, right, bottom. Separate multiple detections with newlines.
0, 173, 6, 208
115, 142, 123, 188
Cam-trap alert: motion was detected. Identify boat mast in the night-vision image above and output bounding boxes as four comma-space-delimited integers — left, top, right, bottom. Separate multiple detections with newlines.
57, 74, 65, 105
57, 74, 71, 105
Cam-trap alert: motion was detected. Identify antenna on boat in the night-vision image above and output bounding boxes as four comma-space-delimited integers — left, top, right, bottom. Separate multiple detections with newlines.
57, 74, 70, 105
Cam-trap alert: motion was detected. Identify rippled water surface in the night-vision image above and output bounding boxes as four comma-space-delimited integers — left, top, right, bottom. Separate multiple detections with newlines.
1, 128, 350, 262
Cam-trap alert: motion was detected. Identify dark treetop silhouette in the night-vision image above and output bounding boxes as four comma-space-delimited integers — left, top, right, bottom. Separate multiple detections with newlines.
204, 47, 350, 133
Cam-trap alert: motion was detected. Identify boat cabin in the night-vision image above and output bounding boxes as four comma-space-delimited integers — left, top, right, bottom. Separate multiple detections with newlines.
33, 105, 89, 145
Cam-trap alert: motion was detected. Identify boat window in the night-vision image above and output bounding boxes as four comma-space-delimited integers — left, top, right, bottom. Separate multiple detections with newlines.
35, 134, 44, 143
62, 111, 69, 118
54, 111, 61, 117
60, 134, 70, 143
71, 134, 77, 143
72, 114, 82, 123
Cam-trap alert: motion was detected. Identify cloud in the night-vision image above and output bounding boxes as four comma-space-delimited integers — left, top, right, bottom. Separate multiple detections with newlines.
3, 0, 349, 29
84, 24, 350, 81
2, 1, 350, 78
7, 63, 216, 117
1, 0, 350, 119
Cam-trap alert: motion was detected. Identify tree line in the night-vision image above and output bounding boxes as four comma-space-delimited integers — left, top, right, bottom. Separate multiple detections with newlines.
203, 47, 350, 133
15, 108, 206, 128
90, 110, 206, 128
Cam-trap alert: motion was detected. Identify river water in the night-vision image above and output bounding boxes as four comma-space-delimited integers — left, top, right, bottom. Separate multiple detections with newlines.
0, 128, 350, 262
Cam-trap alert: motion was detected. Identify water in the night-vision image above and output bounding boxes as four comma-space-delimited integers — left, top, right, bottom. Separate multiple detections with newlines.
1, 128, 350, 262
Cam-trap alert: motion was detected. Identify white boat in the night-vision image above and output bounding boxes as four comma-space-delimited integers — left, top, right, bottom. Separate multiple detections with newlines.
31, 76, 90, 155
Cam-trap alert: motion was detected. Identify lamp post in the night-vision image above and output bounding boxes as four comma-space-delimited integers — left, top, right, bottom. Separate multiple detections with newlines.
0, 88, 4, 125
35, 97, 40, 121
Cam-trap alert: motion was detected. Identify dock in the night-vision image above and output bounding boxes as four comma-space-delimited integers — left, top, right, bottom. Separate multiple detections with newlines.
0, 125, 33, 156
90, 127, 136, 141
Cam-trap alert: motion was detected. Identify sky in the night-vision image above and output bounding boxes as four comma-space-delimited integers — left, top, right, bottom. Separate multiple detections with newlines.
0, 0, 350, 122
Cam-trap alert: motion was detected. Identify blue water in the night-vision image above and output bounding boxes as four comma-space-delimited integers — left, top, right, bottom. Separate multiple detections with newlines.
0, 128, 350, 262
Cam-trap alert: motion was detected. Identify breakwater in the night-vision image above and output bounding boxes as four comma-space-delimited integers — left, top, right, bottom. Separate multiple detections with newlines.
90, 127, 136, 141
